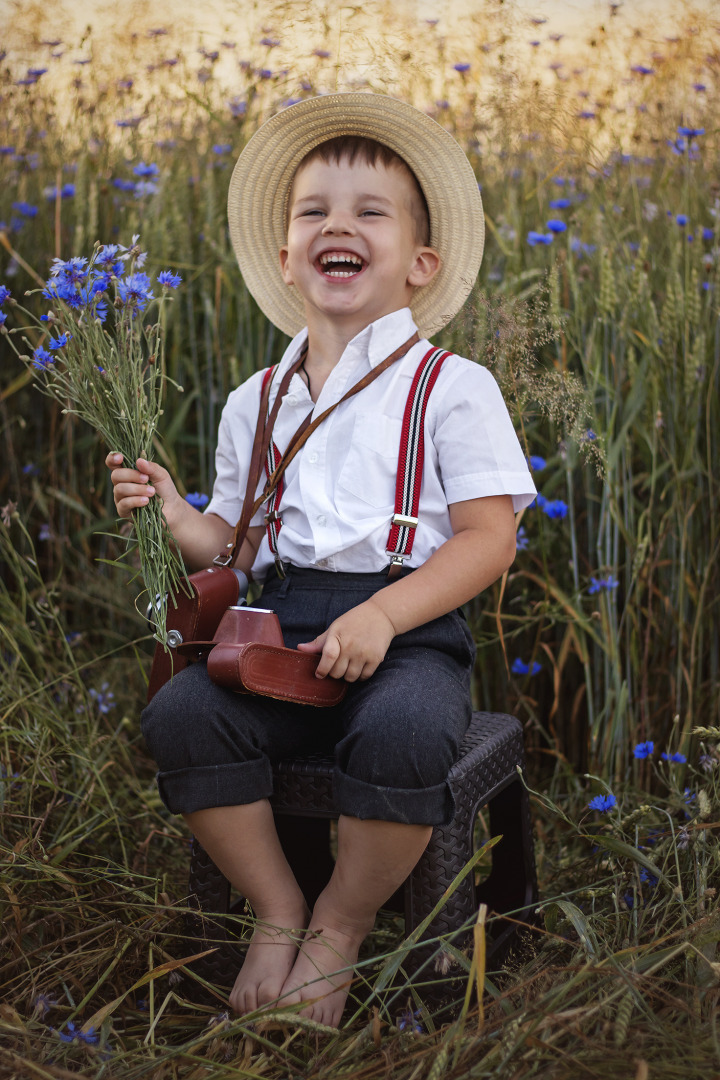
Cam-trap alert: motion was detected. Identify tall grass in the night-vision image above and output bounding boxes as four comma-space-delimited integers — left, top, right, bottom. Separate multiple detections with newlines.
1, 0, 719, 1075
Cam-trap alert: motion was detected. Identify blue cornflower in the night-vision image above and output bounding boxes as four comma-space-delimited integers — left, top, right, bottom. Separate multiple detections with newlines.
33, 993, 57, 1017
543, 499, 568, 520
38, 524, 52, 541
639, 868, 658, 887
588, 792, 616, 812
516, 526, 529, 551
258, 68, 274, 79
33, 347, 54, 369
678, 126, 704, 139
511, 658, 541, 676
588, 574, 619, 594
314, 48, 331, 58
623, 892, 635, 910
633, 740, 654, 759
530, 492, 547, 509
117, 272, 154, 311
702, 227, 713, 241
453, 62, 471, 72
529, 455, 547, 471
49, 333, 72, 349
96, 244, 122, 269
22, 463, 40, 476
158, 270, 182, 289
229, 97, 247, 117
212, 143, 232, 154
397, 1007, 423, 1034
133, 161, 159, 178
527, 231, 553, 246
185, 492, 209, 509
260, 36, 280, 47
661, 751, 687, 764
676, 214, 689, 227
631, 65, 654, 75
549, 198, 571, 209
582, 429, 597, 441
0, 311, 6, 327
134, 180, 159, 198
0, 146, 15, 155
578, 110, 596, 120
113, 178, 136, 192
89, 683, 115, 714
546, 219, 567, 233
0, 286, 10, 306
12, 201, 38, 218
56, 1022, 99, 1045
49, 256, 88, 283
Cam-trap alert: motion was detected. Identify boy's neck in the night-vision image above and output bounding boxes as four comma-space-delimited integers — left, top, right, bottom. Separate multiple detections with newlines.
303, 313, 369, 375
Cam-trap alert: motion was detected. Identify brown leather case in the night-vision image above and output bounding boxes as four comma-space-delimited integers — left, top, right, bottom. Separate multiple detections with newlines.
203, 607, 347, 707
146, 567, 241, 703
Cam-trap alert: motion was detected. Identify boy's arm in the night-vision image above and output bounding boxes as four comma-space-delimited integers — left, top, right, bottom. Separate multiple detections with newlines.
297, 494, 517, 682
105, 453, 263, 575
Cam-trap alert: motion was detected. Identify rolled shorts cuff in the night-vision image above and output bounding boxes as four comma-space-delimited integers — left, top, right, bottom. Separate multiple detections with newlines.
332, 767, 456, 827
156, 758, 273, 815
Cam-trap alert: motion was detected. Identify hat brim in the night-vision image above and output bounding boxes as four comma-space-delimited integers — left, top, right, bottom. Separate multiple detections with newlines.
227, 93, 484, 338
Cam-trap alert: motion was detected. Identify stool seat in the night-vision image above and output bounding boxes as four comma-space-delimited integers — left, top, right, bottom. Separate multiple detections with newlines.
187, 710, 537, 1002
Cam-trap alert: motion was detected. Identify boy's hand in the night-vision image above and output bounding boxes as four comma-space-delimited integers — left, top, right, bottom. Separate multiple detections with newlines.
105, 453, 181, 520
297, 599, 397, 682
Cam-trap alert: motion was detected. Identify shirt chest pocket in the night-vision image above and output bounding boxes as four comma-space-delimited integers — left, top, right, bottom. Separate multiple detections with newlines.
336, 411, 402, 508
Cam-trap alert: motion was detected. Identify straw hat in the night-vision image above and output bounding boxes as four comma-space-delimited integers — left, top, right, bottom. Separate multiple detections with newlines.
227, 92, 484, 338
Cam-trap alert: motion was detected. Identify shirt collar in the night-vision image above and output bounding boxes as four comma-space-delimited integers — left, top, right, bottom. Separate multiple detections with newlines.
276, 308, 418, 377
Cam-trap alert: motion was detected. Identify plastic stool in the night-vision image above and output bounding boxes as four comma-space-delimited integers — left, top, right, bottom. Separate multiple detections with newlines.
186, 711, 538, 996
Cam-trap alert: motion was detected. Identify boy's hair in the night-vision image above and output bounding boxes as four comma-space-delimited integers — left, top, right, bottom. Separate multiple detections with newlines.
290, 135, 431, 246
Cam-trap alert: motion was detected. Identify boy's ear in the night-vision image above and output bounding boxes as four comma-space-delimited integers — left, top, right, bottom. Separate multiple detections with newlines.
407, 247, 441, 289
279, 245, 293, 286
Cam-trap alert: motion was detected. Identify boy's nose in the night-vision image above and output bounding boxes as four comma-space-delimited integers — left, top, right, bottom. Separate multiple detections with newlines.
321, 209, 356, 235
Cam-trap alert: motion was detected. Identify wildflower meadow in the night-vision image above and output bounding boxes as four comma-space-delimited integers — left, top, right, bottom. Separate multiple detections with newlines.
1, 1, 719, 1077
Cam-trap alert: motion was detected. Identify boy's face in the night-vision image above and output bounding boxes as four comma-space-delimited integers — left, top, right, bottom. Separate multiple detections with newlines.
279, 157, 440, 334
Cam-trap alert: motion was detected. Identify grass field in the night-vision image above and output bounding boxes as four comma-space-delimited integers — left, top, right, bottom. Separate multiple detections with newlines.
1, 1, 719, 1076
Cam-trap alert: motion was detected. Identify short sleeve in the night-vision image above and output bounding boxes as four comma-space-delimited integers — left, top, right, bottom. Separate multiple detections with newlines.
430, 359, 537, 513
204, 371, 266, 528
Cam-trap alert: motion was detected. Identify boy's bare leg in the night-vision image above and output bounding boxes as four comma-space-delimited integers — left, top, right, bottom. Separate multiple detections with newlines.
279, 816, 432, 1027
184, 800, 310, 1014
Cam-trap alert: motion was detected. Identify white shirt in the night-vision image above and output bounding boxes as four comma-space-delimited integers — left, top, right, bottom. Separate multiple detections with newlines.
206, 307, 536, 579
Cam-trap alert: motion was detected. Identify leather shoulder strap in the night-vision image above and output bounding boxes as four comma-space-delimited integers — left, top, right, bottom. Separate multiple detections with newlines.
213, 349, 306, 567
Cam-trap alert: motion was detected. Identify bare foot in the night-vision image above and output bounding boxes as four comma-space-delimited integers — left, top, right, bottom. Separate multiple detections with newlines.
229, 902, 309, 1015
278, 897, 373, 1027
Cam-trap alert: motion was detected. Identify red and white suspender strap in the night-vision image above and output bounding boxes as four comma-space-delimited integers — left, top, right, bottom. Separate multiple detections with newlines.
258, 345, 452, 571
385, 346, 452, 571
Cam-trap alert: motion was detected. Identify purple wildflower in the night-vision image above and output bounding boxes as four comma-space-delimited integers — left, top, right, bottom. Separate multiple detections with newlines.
33, 347, 54, 369
588, 574, 619, 594
511, 658, 541, 676
633, 741, 654, 759
158, 270, 182, 289
588, 792, 616, 812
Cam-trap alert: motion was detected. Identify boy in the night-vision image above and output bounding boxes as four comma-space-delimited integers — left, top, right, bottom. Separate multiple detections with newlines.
107, 93, 536, 1027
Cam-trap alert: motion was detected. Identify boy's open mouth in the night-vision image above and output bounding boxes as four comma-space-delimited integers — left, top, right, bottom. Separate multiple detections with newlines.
317, 251, 366, 278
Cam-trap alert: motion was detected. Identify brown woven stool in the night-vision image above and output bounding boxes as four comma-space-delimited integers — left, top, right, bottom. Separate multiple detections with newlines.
185, 710, 537, 1003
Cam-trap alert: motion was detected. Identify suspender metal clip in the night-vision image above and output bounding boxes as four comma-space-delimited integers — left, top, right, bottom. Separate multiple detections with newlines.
392, 513, 418, 530
264, 510, 282, 525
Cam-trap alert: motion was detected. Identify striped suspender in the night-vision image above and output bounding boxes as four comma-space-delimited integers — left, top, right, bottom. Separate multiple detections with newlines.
259, 346, 452, 571
385, 346, 452, 571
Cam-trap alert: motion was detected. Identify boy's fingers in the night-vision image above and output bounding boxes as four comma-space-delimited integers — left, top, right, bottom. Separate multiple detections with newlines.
297, 632, 326, 654
314, 634, 341, 679
105, 451, 124, 467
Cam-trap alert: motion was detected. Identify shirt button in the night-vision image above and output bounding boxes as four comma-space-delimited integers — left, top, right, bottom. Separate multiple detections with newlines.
317, 514, 327, 527
308, 451, 318, 464
286, 394, 298, 406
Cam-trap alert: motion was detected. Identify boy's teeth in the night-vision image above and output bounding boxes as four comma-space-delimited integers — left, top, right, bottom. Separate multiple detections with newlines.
319, 252, 364, 274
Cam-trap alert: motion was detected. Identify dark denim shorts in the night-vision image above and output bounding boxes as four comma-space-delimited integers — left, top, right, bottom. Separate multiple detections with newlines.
141, 566, 476, 826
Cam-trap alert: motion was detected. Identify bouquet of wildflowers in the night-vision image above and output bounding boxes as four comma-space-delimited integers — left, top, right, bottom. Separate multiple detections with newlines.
0, 237, 189, 645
